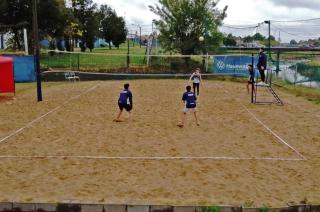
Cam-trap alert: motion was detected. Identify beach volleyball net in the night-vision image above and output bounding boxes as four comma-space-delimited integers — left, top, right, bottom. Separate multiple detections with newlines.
40, 50, 320, 90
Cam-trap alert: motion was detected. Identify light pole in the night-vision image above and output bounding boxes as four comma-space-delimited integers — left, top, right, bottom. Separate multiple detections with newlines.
32, 0, 42, 102
264, 20, 271, 58
131, 24, 142, 48
127, 35, 130, 67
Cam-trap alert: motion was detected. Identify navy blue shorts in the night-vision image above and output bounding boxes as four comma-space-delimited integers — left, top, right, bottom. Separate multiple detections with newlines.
248, 76, 254, 84
118, 103, 132, 112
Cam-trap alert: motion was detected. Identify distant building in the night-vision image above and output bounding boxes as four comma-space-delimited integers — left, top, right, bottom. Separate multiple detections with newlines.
245, 42, 265, 48
94, 39, 109, 48
235, 37, 244, 46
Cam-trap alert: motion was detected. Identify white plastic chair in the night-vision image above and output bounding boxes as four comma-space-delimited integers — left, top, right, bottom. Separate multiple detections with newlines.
64, 72, 72, 82
69, 72, 80, 82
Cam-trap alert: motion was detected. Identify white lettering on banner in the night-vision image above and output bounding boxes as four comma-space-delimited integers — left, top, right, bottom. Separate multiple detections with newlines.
216, 59, 249, 71
225, 64, 247, 70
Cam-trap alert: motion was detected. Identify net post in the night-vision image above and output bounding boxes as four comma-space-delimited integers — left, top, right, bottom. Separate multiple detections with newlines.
33, 0, 43, 102
251, 53, 254, 103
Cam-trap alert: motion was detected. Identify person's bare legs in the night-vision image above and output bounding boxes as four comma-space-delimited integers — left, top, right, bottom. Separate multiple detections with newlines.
127, 111, 132, 122
193, 111, 200, 126
114, 110, 123, 122
178, 112, 186, 127
247, 83, 250, 94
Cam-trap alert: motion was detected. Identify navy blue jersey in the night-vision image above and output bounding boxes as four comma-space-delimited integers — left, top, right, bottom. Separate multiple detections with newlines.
118, 89, 132, 105
182, 91, 197, 108
257, 52, 267, 69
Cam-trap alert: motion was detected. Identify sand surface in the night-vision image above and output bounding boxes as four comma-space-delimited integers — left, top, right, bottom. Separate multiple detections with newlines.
0, 80, 319, 207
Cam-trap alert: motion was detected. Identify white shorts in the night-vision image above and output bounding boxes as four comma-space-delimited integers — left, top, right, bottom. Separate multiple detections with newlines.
183, 107, 197, 113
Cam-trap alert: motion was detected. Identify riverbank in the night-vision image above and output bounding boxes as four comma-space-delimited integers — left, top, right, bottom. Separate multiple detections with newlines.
272, 79, 320, 104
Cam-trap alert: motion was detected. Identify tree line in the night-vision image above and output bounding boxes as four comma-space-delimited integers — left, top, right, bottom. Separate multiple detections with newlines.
150, 0, 227, 55
1, 0, 230, 56
223, 33, 279, 47
0, 0, 127, 52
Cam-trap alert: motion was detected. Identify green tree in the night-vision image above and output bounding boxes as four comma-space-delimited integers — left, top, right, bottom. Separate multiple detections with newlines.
0, 0, 67, 52
253, 33, 265, 41
71, 0, 99, 52
223, 33, 236, 46
290, 39, 297, 45
110, 16, 127, 48
62, 9, 78, 52
99, 5, 127, 49
243, 35, 253, 43
0, 0, 30, 50
149, 0, 227, 55
268, 35, 276, 41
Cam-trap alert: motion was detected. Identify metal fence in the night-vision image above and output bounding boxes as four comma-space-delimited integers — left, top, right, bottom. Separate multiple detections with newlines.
269, 53, 320, 89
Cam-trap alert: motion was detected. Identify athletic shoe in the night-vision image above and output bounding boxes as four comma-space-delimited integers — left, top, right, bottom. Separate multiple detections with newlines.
257, 82, 268, 86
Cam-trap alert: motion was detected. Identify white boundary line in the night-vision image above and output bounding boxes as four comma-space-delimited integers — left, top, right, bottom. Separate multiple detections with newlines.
241, 104, 307, 160
217, 84, 307, 161
0, 82, 305, 162
0, 155, 305, 161
0, 84, 99, 144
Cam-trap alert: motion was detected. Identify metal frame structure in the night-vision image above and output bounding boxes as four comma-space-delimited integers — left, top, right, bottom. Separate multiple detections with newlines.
250, 53, 283, 105
251, 67, 283, 105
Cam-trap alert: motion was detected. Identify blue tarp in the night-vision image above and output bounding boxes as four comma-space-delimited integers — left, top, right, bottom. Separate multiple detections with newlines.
213, 55, 257, 76
4, 55, 35, 82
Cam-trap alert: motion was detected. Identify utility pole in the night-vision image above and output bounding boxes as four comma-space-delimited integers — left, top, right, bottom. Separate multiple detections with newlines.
139, 25, 142, 48
264, 20, 271, 58
132, 24, 142, 48
152, 21, 154, 34
33, 0, 43, 102
127, 36, 130, 67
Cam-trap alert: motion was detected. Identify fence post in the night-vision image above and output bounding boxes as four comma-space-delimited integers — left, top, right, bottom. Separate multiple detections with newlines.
77, 53, 80, 72
127, 38, 130, 68
276, 51, 280, 77
206, 53, 209, 73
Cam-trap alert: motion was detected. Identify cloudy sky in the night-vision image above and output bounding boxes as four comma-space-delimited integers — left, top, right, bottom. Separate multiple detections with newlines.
93, 0, 320, 42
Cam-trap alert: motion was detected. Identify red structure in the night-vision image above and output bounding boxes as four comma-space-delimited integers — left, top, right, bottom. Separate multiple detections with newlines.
0, 56, 15, 94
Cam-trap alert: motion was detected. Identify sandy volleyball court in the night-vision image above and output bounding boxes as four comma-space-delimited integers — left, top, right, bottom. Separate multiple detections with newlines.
0, 80, 319, 207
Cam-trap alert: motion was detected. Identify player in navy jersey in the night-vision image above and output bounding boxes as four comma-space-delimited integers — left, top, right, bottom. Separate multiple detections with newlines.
114, 83, 133, 122
246, 64, 255, 94
177, 85, 200, 127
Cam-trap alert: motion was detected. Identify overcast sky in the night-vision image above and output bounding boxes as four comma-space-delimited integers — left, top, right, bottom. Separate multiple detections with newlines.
93, 0, 320, 42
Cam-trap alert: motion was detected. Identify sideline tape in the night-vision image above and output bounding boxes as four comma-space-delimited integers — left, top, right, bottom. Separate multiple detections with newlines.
218, 84, 307, 160
0, 84, 99, 144
241, 104, 307, 160
0, 155, 305, 161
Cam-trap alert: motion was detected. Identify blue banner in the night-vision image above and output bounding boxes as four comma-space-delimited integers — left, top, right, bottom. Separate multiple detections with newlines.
213, 56, 255, 76
4, 55, 35, 82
